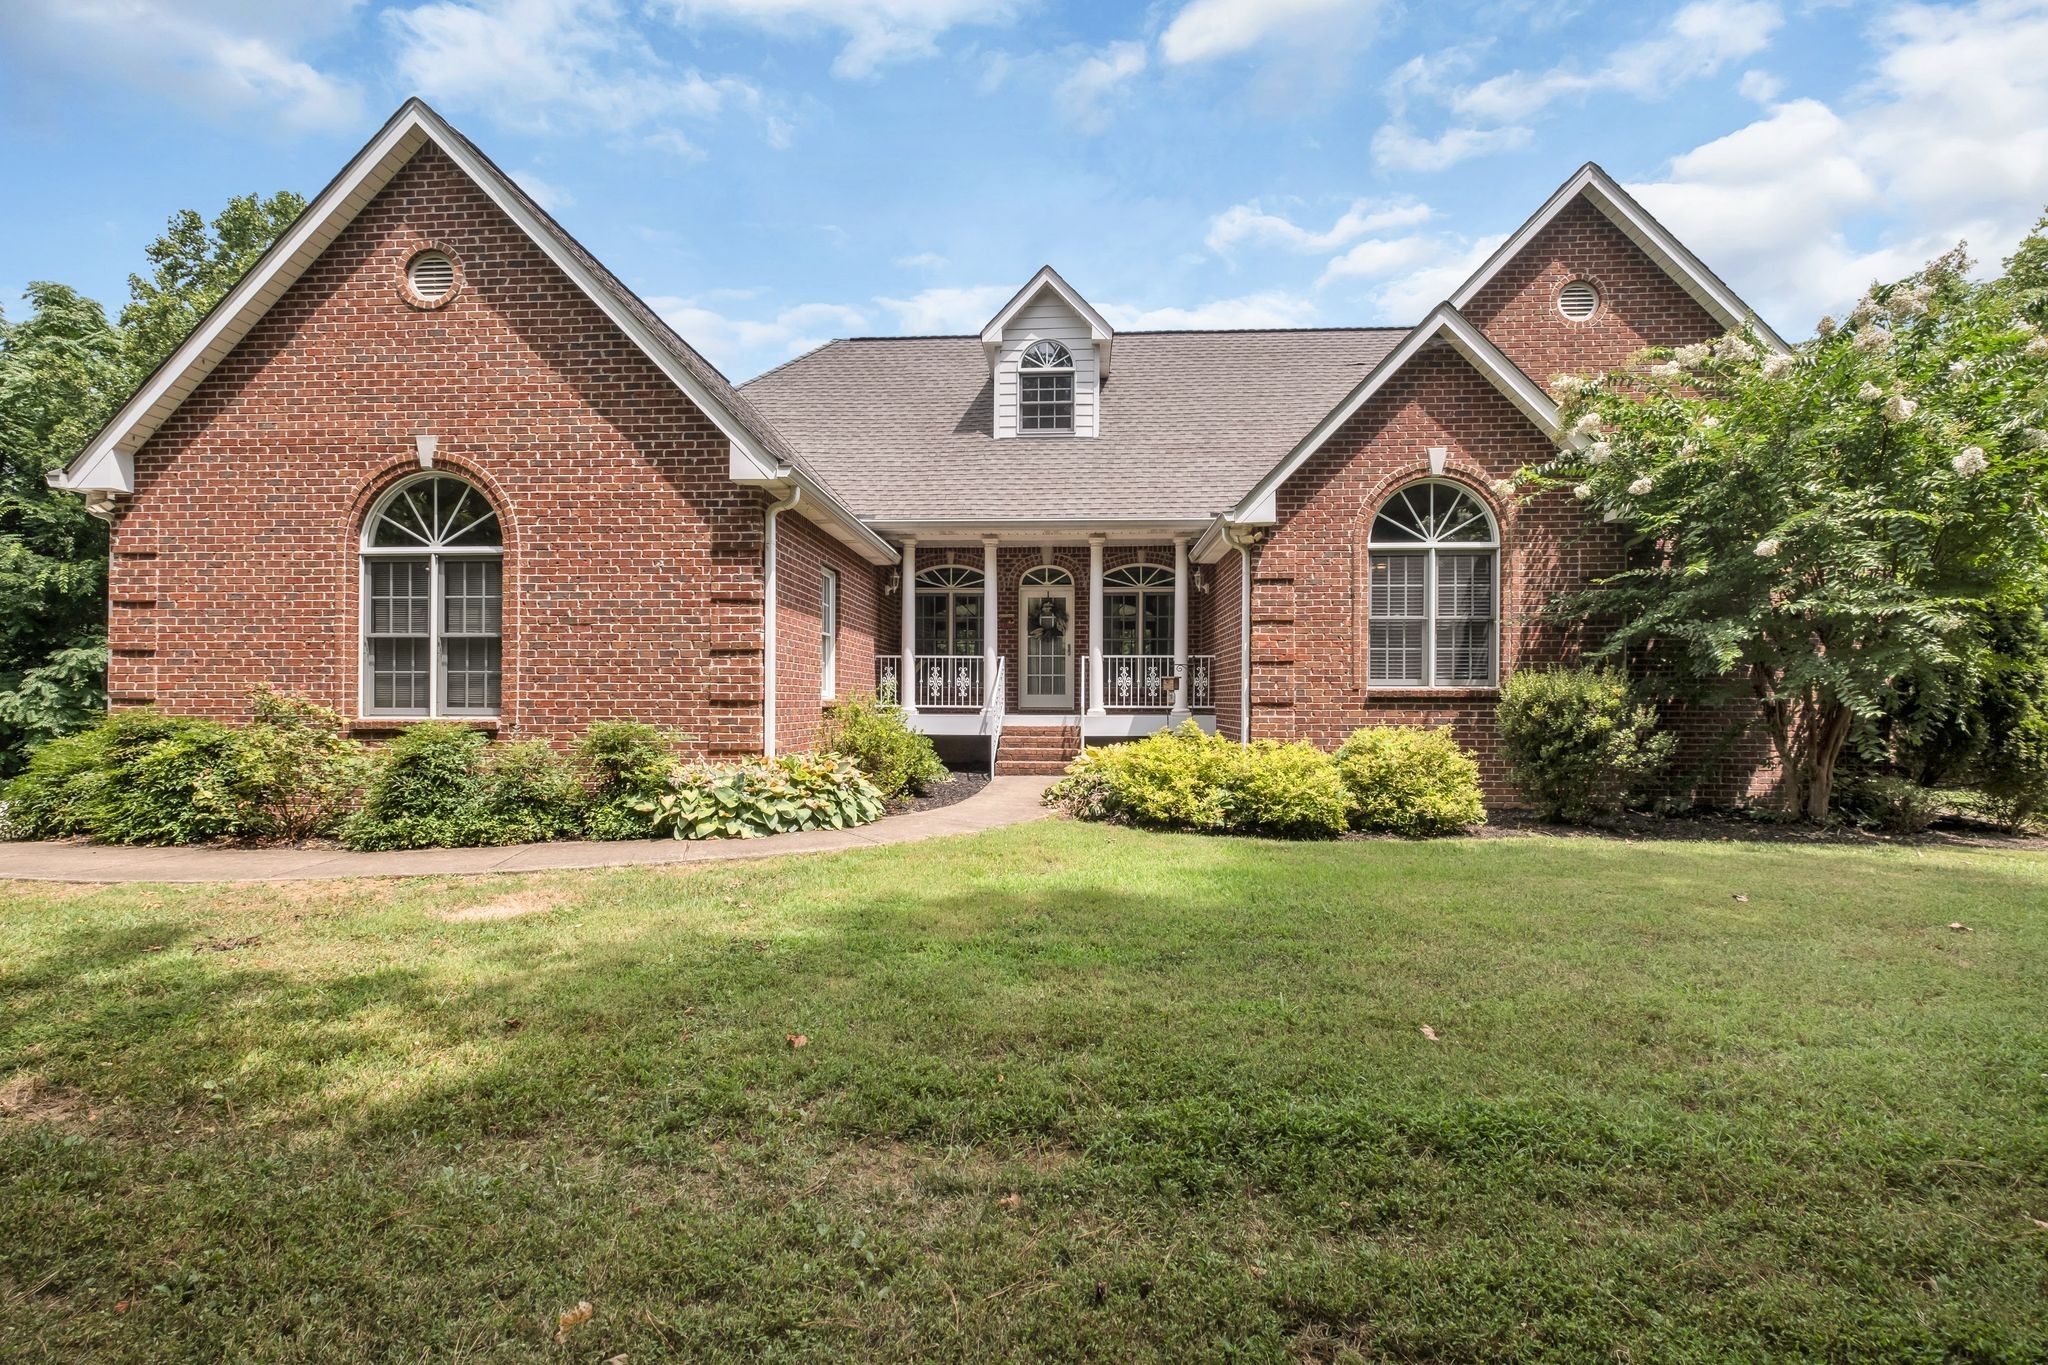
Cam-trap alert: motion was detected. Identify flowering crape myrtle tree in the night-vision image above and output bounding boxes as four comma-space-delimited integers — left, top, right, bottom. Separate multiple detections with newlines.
1518, 234, 2048, 823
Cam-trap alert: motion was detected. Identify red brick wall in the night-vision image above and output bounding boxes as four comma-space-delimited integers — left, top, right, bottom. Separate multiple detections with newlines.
773, 511, 883, 753
1251, 346, 1624, 795
1463, 199, 1723, 383
108, 144, 771, 755
1207, 545, 1245, 741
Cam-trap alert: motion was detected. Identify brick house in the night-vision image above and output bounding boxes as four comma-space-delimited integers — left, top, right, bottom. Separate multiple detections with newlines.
50, 99, 1786, 791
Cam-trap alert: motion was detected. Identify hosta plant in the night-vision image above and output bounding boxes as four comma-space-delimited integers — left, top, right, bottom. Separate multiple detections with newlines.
636, 753, 885, 840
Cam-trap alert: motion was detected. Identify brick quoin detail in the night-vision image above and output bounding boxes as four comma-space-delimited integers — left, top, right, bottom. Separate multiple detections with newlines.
1463, 200, 1723, 383
109, 145, 773, 756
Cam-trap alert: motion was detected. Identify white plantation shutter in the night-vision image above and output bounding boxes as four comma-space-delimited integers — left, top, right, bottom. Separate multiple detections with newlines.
1369, 552, 1427, 685
1368, 481, 1498, 688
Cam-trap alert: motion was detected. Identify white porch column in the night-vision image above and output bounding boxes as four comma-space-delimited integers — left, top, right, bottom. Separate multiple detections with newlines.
1087, 534, 1107, 715
1169, 534, 1191, 720
981, 536, 999, 705
899, 538, 917, 714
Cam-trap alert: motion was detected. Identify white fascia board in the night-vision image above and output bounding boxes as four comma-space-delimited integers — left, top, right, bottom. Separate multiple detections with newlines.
1449, 162, 1790, 354
51, 98, 793, 494
863, 516, 1209, 542
1226, 304, 1561, 525
978, 265, 1115, 376
730, 463, 898, 565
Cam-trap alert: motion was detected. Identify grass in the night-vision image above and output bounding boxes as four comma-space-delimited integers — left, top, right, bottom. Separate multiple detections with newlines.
2, 821, 2045, 1362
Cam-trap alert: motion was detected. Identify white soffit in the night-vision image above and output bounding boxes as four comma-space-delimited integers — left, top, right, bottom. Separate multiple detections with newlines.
1225, 304, 1561, 527
1449, 162, 1791, 354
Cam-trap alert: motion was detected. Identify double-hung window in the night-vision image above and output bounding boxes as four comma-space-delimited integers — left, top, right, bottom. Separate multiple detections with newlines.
361, 474, 503, 716
1018, 339, 1074, 433
819, 567, 839, 699
1367, 481, 1498, 688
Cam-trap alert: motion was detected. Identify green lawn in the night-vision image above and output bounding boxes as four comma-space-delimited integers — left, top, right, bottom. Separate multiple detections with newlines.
2, 823, 2045, 1362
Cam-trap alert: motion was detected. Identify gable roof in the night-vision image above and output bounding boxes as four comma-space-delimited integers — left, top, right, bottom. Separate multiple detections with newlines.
742, 327, 1407, 529
1213, 304, 1561, 540
1450, 161, 1789, 353
48, 97, 893, 563
979, 265, 1116, 377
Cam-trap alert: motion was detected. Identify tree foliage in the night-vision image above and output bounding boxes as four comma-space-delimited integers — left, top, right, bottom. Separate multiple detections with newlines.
0, 191, 303, 773
1522, 228, 2048, 822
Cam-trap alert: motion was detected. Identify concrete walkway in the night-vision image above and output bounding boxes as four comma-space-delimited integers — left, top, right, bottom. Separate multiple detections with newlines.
0, 776, 1056, 884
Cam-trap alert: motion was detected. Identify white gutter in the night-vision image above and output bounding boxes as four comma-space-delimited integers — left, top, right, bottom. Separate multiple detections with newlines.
761, 486, 802, 756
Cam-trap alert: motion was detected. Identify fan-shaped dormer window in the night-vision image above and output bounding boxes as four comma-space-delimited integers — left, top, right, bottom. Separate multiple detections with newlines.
1367, 481, 1497, 688
1019, 339, 1074, 433
360, 474, 503, 716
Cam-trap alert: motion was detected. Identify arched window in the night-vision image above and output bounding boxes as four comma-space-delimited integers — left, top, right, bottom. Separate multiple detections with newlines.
1103, 562, 1174, 658
361, 474, 503, 715
1367, 481, 1498, 687
1019, 339, 1074, 433
914, 564, 984, 656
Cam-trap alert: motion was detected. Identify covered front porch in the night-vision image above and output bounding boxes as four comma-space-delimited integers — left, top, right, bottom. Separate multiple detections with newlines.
871, 532, 1219, 760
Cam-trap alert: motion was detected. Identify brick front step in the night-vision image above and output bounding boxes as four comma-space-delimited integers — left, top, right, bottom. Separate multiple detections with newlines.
995, 725, 1081, 776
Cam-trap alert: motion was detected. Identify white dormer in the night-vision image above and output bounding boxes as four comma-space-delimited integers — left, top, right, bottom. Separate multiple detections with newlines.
981, 266, 1113, 439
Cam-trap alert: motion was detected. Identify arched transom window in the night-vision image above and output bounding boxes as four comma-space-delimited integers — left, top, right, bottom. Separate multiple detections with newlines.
1104, 562, 1175, 658
914, 564, 984, 656
361, 474, 503, 716
1018, 339, 1074, 433
1367, 481, 1497, 687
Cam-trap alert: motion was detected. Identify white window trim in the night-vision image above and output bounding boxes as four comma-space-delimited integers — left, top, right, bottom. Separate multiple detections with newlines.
1102, 561, 1175, 657
819, 566, 839, 700
1366, 481, 1500, 690
359, 475, 504, 718
1018, 339, 1076, 435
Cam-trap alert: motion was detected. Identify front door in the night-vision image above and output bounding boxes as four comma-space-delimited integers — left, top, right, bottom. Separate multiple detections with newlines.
1019, 583, 1074, 709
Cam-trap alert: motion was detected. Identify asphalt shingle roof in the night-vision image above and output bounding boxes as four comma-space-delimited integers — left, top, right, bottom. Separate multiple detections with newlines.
739, 328, 1409, 523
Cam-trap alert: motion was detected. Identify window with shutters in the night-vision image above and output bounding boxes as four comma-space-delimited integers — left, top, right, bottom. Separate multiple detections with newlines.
361, 474, 503, 716
1367, 480, 1497, 687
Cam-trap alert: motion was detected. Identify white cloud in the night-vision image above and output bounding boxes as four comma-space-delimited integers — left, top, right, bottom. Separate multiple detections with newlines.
874, 284, 1016, 333
512, 170, 575, 211
388, 0, 773, 150
1363, 234, 1507, 319
0, 0, 364, 131
1316, 234, 1445, 286
1450, 1, 1782, 123
1370, 122, 1532, 172
1102, 290, 1320, 330
658, 0, 1016, 78
1159, 0, 1379, 65
1630, 0, 2048, 332
653, 296, 870, 375
1056, 40, 1147, 132
1206, 198, 1432, 255
894, 251, 948, 270
1737, 68, 1783, 103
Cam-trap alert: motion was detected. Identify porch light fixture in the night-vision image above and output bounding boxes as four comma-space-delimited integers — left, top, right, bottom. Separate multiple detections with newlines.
884, 568, 901, 595
1194, 567, 1209, 594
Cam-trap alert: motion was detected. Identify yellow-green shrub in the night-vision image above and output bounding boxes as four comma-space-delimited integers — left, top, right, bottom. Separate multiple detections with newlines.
1046, 722, 1352, 839
1334, 725, 1486, 836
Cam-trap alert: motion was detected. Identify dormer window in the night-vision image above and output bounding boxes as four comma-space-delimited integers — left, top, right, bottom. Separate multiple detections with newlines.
1019, 340, 1074, 433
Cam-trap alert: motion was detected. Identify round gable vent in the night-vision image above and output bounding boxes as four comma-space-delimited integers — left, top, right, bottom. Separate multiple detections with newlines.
1557, 280, 1600, 322
406, 250, 457, 304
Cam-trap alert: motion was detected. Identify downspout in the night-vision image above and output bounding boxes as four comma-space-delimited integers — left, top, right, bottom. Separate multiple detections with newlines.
1225, 525, 1264, 746
761, 486, 802, 757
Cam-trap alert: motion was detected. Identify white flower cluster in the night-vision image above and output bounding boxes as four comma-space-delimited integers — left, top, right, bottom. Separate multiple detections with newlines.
1884, 394, 1918, 422
1647, 360, 1681, 378
2021, 428, 2048, 449
1628, 476, 1654, 496
2017, 318, 2041, 337
1549, 374, 1598, 399
1889, 283, 1934, 317
2028, 336, 2048, 358
1570, 411, 1605, 438
1673, 342, 1713, 368
1717, 335, 1759, 364
1949, 358, 1974, 376
1587, 441, 1612, 465
1858, 381, 1885, 403
1754, 537, 1781, 558
1848, 293, 1879, 327
1953, 446, 1989, 476
1761, 352, 1797, 379
1853, 327, 1894, 353
1491, 478, 1517, 498
1573, 483, 1594, 501
1816, 315, 1838, 337
1699, 414, 1722, 429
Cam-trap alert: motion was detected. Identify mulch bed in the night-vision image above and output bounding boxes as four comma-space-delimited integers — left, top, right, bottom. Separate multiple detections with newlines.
1470, 808, 2048, 851
884, 769, 991, 817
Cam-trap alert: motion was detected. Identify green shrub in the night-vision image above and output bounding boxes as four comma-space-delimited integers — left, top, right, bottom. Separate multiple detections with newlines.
1836, 773, 1947, 834
1497, 668, 1675, 822
1977, 710, 2048, 832
575, 722, 679, 841
637, 753, 884, 839
2, 721, 116, 839
820, 690, 947, 799
1046, 722, 1352, 839
482, 740, 586, 844
1231, 740, 1354, 838
341, 723, 492, 851
235, 687, 371, 840
1335, 726, 1486, 835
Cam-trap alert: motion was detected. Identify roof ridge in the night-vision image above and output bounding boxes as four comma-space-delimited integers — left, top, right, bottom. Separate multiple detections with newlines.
741, 337, 842, 387
827, 324, 1413, 343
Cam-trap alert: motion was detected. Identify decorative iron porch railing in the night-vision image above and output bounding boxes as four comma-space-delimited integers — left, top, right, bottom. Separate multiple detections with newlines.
879, 653, 1214, 712
1104, 654, 1216, 710
876, 654, 984, 709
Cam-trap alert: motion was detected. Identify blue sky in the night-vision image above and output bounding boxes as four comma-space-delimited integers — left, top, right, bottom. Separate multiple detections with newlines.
5, 0, 2048, 381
